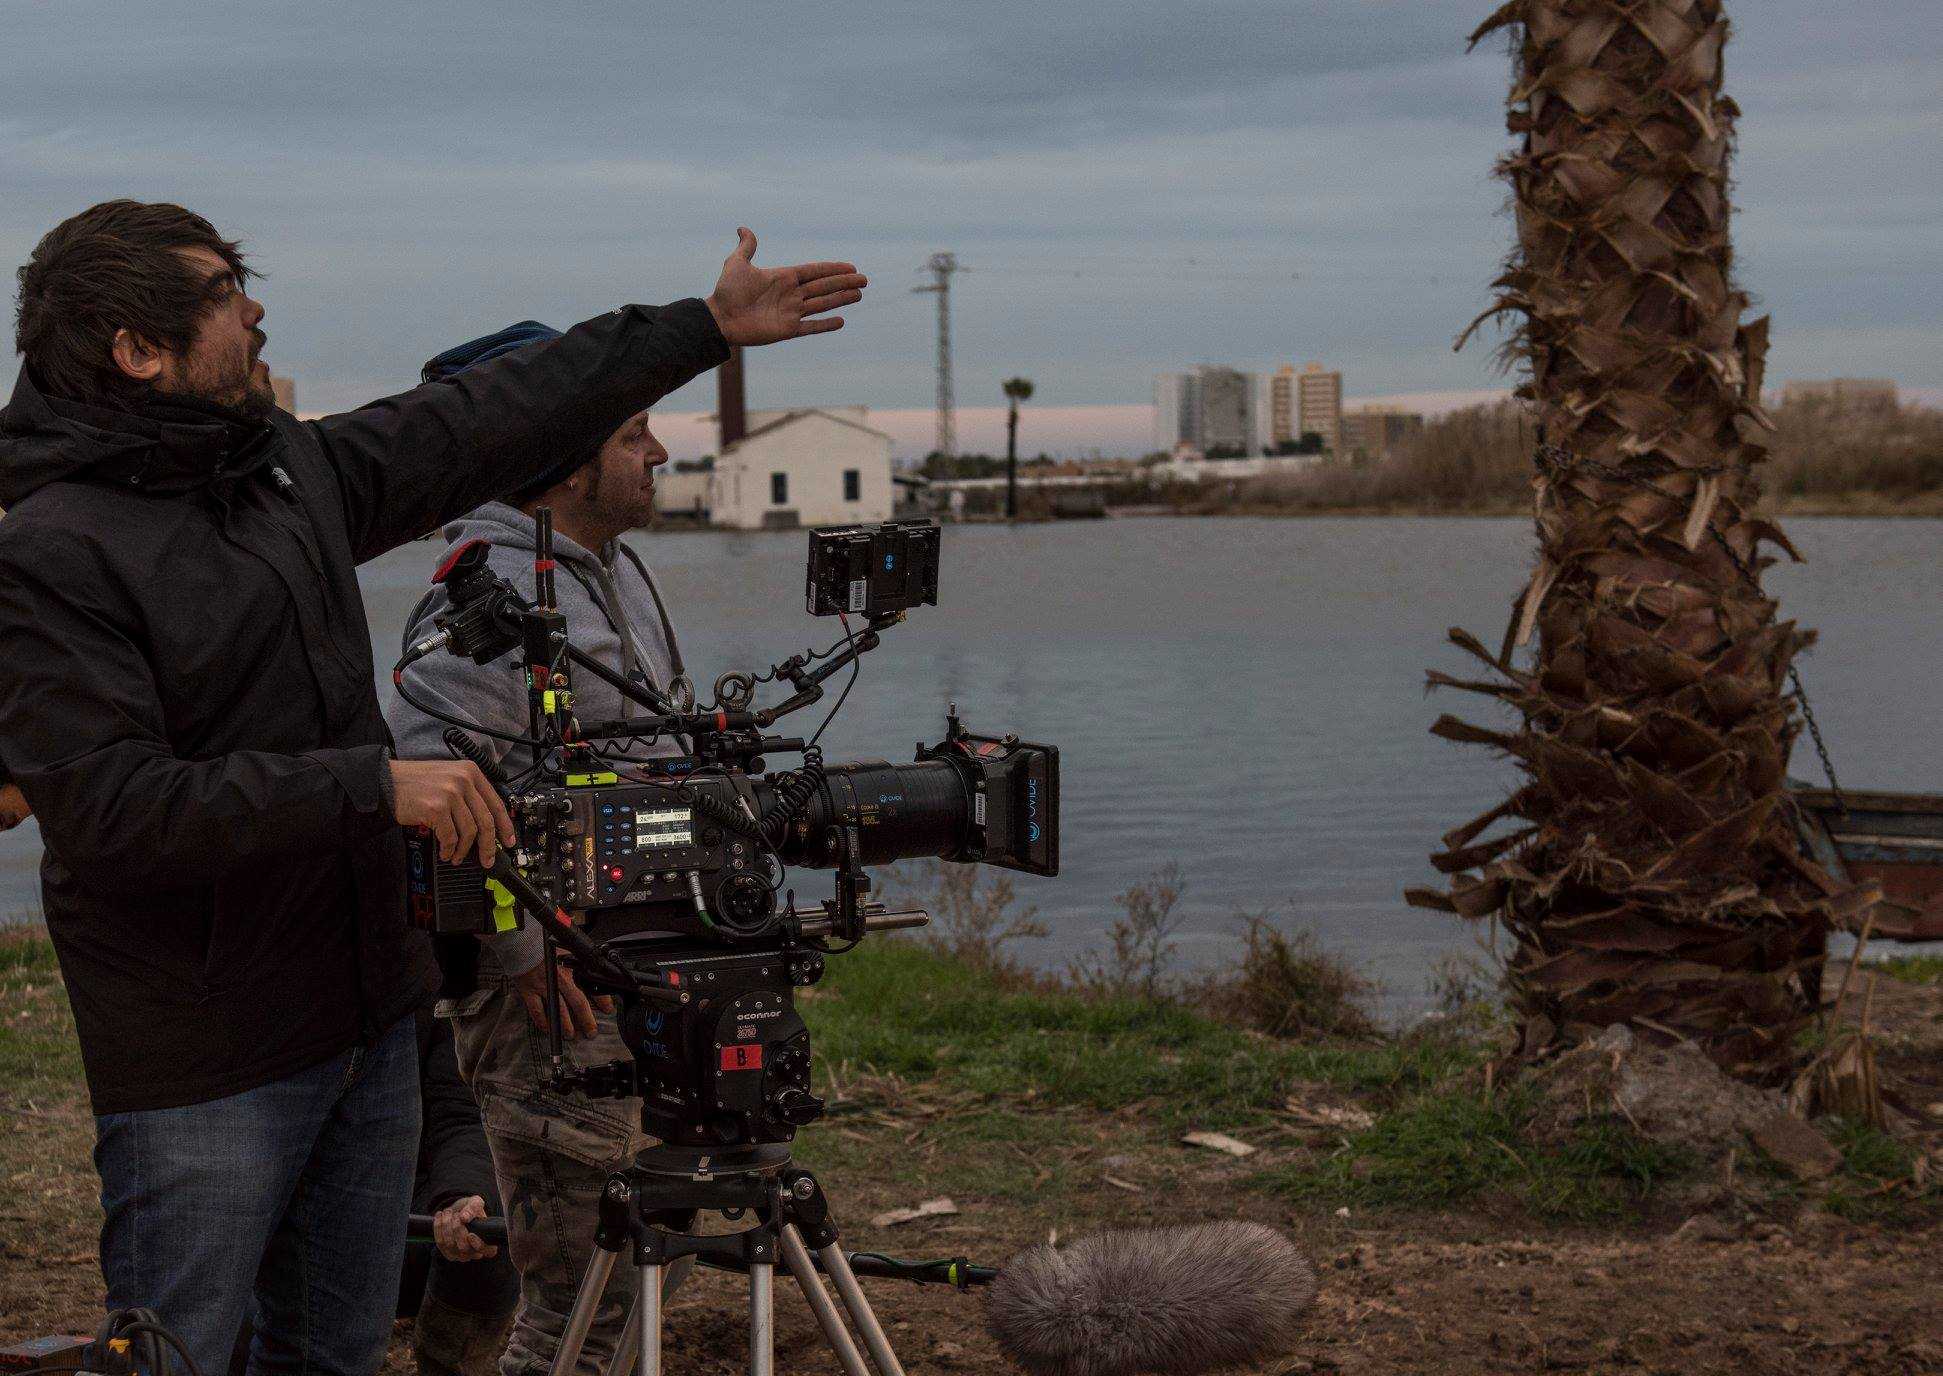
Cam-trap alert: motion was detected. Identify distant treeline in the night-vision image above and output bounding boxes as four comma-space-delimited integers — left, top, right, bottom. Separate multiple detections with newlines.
1184, 395, 1943, 515
917, 452, 1059, 479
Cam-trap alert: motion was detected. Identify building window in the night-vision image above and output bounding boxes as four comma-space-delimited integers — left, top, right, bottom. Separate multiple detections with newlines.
843, 469, 861, 502
770, 472, 788, 505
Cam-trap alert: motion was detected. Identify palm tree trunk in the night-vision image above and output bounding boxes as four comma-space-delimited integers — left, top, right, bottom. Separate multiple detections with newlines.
1006, 401, 1020, 520
1408, 0, 1873, 1079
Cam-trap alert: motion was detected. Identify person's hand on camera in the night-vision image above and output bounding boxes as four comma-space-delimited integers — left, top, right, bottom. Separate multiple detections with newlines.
514, 958, 612, 1040
389, 759, 515, 867
705, 228, 866, 347
431, 1195, 498, 1263
0, 784, 30, 832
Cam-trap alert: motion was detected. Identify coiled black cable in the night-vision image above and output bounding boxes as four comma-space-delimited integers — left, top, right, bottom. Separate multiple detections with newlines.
678, 778, 770, 846
759, 745, 826, 846
442, 726, 509, 786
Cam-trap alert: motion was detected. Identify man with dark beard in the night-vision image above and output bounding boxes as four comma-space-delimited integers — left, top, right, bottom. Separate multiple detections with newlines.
0, 200, 865, 1376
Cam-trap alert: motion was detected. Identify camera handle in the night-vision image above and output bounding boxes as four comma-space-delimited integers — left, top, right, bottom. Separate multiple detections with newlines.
573, 611, 902, 748
755, 612, 899, 726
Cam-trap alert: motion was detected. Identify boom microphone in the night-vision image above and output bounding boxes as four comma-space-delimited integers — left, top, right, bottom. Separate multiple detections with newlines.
984, 1221, 1318, 1376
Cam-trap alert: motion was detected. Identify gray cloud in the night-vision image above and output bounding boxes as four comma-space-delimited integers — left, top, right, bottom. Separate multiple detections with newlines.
1, 1, 1937, 420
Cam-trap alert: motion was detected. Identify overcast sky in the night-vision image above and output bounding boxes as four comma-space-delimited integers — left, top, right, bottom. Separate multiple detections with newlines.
3, 1, 1938, 442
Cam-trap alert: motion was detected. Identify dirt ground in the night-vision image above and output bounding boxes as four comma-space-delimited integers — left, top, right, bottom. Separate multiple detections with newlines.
569, 1172, 1943, 1376
8, 1107, 1941, 1376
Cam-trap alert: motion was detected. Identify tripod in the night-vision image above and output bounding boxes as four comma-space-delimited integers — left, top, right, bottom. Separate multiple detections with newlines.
548, 1143, 908, 1376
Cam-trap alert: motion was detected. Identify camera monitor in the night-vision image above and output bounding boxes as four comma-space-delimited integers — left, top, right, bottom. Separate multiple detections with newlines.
805, 520, 940, 617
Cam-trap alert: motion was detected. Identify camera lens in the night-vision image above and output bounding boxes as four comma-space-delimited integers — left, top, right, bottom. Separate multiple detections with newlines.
769, 759, 972, 868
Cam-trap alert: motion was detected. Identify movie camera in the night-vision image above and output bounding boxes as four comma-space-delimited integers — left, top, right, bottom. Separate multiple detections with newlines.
393, 515, 1059, 1157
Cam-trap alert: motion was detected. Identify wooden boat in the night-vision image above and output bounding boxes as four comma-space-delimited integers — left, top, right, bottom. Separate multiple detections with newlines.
1792, 785, 1943, 943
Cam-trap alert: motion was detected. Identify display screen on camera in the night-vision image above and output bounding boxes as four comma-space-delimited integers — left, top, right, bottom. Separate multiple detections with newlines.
805, 520, 940, 617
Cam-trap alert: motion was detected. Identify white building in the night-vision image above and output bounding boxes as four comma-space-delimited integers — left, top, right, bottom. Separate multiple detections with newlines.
1153, 367, 1264, 456
710, 408, 894, 530
1154, 373, 1186, 453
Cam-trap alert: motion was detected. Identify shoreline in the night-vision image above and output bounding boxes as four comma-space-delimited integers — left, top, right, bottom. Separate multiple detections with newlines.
647, 496, 1943, 532
1128, 495, 1943, 521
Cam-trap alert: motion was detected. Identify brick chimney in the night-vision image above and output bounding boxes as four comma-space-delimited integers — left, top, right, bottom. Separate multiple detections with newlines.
717, 345, 746, 450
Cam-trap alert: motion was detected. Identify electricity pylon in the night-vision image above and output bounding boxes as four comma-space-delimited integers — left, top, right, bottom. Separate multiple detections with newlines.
913, 252, 966, 459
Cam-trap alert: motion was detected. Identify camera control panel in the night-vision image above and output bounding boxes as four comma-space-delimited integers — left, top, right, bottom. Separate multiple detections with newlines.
547, 785, 761, 908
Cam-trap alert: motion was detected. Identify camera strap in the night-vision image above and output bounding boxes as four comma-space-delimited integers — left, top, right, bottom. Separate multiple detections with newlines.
614, 541, 686, 679
555, 542, 685, 692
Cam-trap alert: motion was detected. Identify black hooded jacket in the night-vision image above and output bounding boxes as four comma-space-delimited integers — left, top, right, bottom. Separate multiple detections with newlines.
0, 299, 727, 1113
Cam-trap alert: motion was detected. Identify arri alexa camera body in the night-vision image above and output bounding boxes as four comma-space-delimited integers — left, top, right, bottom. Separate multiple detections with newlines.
395, 516, 1058, 1159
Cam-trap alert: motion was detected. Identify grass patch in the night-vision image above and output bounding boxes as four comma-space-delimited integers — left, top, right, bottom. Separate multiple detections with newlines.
0, 923, 83, 1098
1198, 915, 1380, 1040
1871, 954, 1943, 987
894, 859, 1390, 1046
1818, 1117, 1943, 1223
1260, 1084, 1696, 1223
1523, 1117, 1697, 1221
807, 939, 1477, 1135
0, 923, 100, 1329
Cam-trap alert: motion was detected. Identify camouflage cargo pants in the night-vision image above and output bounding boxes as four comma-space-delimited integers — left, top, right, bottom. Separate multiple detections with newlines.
446, 976, 652, 1376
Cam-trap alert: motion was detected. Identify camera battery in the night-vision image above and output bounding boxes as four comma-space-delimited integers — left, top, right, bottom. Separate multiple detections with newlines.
405, 830, 517, 935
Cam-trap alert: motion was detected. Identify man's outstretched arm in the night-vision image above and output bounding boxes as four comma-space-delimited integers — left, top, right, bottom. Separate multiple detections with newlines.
310, 229, 865, 562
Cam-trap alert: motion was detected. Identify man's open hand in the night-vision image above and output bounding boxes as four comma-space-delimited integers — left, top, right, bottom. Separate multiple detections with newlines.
514, 958, 613, 1040
705, 228, 866, 346
0, 784, 29, 832
389, 759, 515, 867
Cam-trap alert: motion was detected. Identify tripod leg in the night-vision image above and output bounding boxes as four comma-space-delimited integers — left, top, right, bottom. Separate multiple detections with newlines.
611, 1255, 696, 1376
636, 1263, 663, 1376
779, 1224, 870, 1376
549, 1248, 619, 1376
817, 1245, 908, 1376
748, 1259, 773, 1376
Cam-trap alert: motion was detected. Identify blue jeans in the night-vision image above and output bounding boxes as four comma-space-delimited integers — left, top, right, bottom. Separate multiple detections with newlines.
93, 1016, 420, 1376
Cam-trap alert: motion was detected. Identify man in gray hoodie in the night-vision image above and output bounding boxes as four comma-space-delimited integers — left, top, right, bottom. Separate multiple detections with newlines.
386, 341, 688, 1376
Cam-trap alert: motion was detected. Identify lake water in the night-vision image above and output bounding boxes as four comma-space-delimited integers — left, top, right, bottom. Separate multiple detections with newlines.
4, 516, 1937, 1013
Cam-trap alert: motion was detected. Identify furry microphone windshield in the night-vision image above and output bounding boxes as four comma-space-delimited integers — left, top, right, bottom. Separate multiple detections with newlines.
984, 1220, 1318, 1376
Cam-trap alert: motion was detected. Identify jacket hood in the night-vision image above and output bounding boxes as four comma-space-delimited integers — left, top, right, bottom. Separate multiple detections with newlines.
440, 500, 608, 572
0, 366, 275, 506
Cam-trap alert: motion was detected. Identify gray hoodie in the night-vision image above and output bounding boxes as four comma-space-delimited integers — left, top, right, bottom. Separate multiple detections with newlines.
386, 500, 683, 974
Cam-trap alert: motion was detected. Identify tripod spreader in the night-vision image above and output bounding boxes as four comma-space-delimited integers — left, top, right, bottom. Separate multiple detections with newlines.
403, 1211, 998, 1290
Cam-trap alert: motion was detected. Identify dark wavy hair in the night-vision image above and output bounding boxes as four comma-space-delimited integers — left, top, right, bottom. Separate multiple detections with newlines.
14, 200, 253, 402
